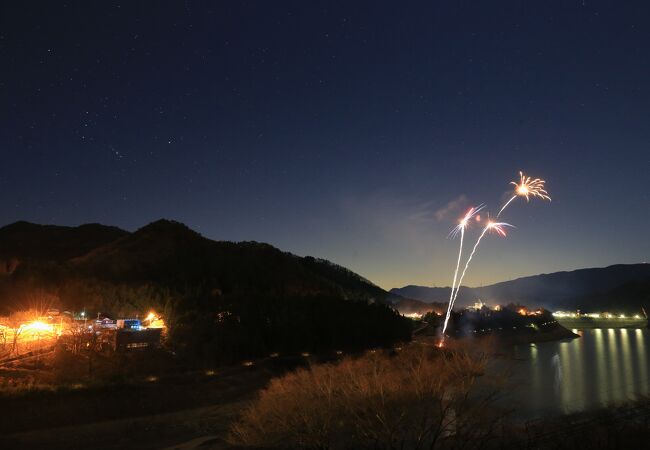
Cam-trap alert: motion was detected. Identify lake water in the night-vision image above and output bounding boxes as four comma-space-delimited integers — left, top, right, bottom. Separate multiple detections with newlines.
503, 328, 650, 418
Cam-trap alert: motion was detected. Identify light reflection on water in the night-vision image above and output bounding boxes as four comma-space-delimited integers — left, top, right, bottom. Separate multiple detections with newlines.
505, 328, 650, 418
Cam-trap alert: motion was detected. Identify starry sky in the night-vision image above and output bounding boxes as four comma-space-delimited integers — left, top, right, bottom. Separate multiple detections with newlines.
1, 1, 649, 290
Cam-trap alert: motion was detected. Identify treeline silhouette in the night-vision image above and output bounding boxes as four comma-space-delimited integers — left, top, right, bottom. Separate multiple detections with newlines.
170, 291, 412, 365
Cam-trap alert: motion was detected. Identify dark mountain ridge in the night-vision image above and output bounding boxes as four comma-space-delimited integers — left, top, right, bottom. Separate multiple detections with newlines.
72, 219, 391, 301
0, 219, 394, 307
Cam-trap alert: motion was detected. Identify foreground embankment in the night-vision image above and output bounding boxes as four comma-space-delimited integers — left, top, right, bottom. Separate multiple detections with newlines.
3, 341, 650, 449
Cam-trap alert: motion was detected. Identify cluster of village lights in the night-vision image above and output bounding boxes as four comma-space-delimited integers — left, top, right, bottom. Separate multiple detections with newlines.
0, 310, 165, 348
552, 311, 644, 320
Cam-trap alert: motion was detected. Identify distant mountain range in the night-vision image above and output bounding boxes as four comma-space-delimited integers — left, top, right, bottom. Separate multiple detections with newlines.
391, 264, 650, 313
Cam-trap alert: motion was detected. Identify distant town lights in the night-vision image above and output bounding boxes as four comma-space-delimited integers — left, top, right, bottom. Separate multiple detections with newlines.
553, 311, 645, 320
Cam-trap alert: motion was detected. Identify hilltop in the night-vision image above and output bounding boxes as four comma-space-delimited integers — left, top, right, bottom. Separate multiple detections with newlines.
0, 221, 128, 267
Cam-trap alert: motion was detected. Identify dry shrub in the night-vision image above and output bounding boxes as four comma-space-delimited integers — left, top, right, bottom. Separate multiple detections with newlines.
229, 344, 506, 449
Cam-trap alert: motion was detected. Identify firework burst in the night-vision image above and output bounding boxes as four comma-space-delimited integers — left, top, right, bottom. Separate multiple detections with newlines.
449, 204, 485, 239
498, 171, 551, 217
513, 171, 551, 202
486, 220, 514, 237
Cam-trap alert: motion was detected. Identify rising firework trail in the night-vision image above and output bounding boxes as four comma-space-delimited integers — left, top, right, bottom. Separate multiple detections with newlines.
497, 171, 551, 217
442, 219, 514, 337
442, 205, 485, 336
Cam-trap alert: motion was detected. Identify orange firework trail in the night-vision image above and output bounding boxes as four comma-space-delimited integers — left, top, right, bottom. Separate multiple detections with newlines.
442, 205, 485, 336
442, 218, 513, 336
497, 171, 551, 217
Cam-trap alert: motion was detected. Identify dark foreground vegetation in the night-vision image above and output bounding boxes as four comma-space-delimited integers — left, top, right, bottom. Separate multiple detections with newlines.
229, 343, 504, 449
2, 342, 650, 449
228, 344, 650, 450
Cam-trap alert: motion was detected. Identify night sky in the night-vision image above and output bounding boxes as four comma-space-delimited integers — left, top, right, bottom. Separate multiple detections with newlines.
1, 1, 649, 289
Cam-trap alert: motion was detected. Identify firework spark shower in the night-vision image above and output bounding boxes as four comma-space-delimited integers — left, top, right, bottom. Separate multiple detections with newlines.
497, 171, 551, 217
441, 172, 551, 339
